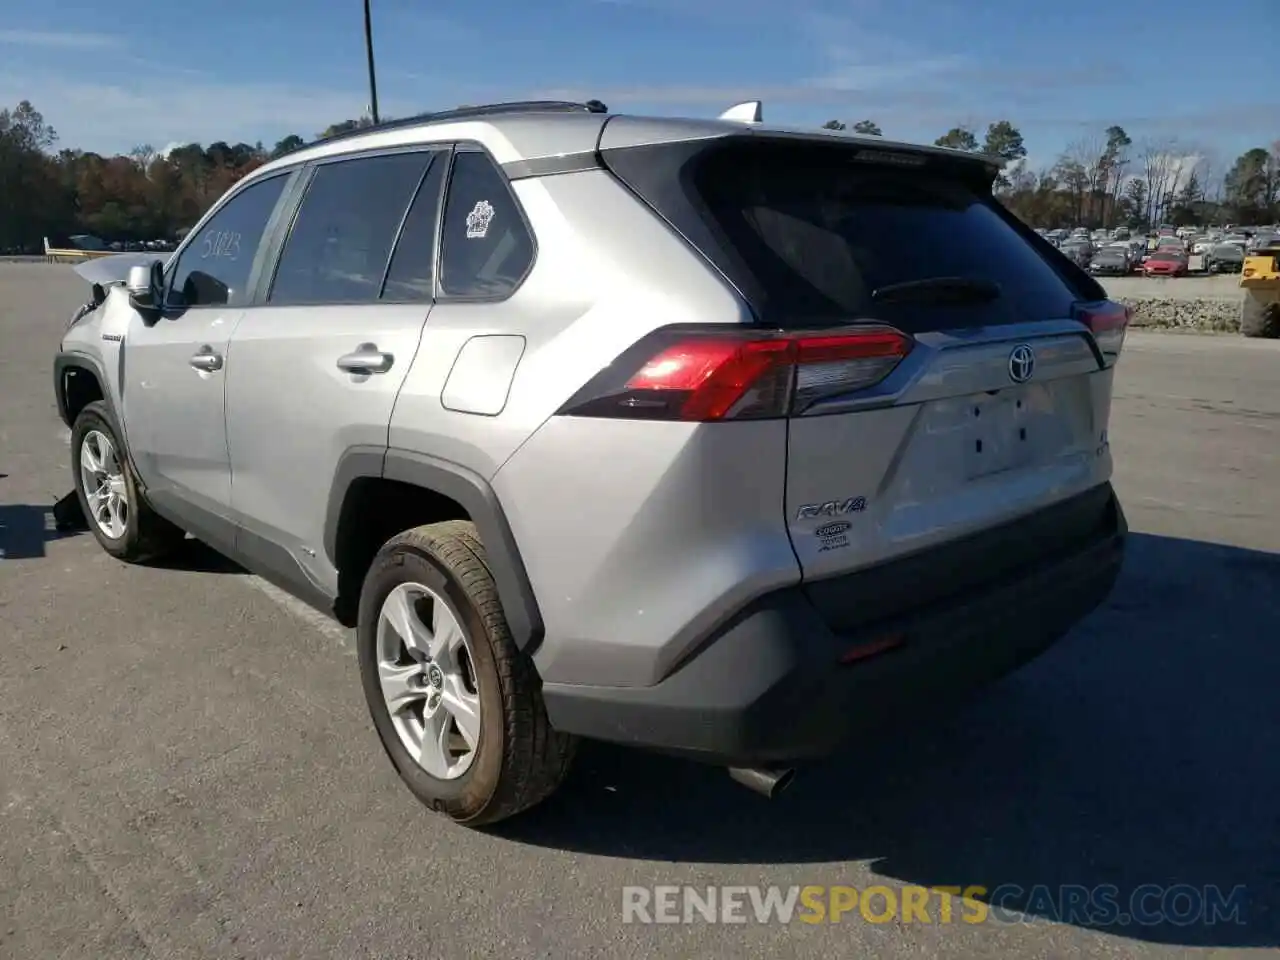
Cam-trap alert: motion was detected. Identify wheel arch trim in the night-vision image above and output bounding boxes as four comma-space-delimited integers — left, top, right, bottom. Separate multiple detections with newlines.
324, 447, 545, 652
54, 351, 112, 427
53, 351, 144, 485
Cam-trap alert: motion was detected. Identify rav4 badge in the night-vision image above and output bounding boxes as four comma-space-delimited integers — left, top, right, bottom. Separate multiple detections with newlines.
796, 496, 867, 521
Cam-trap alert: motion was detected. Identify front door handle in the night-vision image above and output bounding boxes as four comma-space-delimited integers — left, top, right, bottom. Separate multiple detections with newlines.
189, 347, 223, 372
336, 343, 394, 375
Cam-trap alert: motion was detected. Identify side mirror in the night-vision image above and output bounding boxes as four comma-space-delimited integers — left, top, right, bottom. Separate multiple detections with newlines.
126, 260, 164, 312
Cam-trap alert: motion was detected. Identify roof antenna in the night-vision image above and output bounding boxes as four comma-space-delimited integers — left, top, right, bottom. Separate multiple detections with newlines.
718, 100, 762, 123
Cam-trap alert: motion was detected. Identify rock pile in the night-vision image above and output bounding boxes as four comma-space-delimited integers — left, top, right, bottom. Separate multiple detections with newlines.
1117, 297, 1241, 334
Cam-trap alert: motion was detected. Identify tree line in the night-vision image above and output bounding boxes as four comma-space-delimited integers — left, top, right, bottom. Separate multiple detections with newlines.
825, 115, 1280, 229
0, 102, 362, 254
2, 98, 1277, 254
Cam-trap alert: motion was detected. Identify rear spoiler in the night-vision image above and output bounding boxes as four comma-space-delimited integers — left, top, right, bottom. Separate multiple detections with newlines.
706, 98, 1002, 176
599, 101, 1003, 179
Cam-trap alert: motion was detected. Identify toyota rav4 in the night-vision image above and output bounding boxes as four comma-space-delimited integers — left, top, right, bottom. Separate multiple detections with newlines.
54, 100, 1127, 825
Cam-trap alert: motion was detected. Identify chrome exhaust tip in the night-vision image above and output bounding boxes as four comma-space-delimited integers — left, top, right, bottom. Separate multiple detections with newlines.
727, 766, 796, 799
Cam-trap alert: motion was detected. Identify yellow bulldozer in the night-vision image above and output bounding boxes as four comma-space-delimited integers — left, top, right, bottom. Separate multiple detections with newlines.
1240, 238, 1280, 338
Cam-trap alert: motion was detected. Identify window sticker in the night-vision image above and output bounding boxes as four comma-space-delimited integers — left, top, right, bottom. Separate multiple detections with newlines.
465, 200, 495, 239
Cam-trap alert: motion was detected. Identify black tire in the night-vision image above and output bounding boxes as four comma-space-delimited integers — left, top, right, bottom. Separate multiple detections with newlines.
357, 520, 575, 826
1241, 297, 1280, 339
70, 401, 185, 561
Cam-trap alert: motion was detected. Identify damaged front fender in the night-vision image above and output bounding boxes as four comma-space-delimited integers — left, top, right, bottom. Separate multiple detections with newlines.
71, 251, 166, 287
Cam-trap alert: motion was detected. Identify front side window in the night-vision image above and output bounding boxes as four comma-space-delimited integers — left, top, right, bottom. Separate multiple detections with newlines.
269, 152, 431, 305
169, 174, 289, 308
438, 151, 534, 298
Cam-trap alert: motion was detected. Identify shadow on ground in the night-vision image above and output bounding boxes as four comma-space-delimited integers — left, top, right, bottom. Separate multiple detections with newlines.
0, 502, 239, 574
501, 532, 1280, 947
151, 537, 243, 574
0, 504, 77, 559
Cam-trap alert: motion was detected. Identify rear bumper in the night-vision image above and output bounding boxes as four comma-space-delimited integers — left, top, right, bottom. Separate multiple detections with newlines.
542, 483, 1126, 766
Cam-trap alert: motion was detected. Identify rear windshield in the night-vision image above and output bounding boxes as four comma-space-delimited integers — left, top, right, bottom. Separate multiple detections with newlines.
604, 138, 1094, 329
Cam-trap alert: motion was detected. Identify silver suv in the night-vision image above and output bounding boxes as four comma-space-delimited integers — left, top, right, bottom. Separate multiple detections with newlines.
54, 100, 1128, 825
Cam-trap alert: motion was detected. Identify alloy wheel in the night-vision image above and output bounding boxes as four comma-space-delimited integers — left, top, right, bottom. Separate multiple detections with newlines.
376, 582, 482, 779
79, 429, 128, 540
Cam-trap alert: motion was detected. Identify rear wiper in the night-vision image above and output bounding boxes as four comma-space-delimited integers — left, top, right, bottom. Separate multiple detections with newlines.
871, 276, 1002, 304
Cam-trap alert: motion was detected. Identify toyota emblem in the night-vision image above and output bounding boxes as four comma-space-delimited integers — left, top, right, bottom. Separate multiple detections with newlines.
1008, 344, 1035, 383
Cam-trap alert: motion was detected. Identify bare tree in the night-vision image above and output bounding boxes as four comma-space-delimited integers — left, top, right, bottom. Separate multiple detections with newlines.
1268, 140, 1280, 209
1192, 150, 1222, 209
130, 144, 157, 174
1058, 137, 1102, 225
1002, 160, 1034, 196
1082, 133, 1110, 200
1139, 138, 1184, 226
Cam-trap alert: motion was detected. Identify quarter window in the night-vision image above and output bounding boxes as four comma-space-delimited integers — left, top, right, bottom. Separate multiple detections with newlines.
439, 151, 534, 298
169, 173, 289, 307
269, 152, 431, 305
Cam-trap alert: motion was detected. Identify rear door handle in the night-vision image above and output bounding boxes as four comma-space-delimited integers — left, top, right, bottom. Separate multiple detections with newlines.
336, 343, 394, 375
189, 347, 223, 372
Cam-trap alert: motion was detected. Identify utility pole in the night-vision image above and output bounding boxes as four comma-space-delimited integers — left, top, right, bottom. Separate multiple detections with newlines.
363, 0, 380, 124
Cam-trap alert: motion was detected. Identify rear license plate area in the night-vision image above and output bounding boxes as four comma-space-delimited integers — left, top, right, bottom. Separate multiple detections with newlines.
963, 391, 1032, 479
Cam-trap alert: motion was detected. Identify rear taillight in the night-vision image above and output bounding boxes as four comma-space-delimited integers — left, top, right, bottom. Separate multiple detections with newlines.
558, 326, 913, 421
1075, 300, 1130, 365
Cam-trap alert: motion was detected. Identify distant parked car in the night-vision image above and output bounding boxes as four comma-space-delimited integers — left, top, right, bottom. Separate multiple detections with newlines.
1143, 250, 1189, 277
1249, 233, 1280, 254
67, 234, 107, 252
1059, 241, 1093, 268
1127, 240, 1148, 266
1089, 246, 1131, 276
1208, 243, 1245, 273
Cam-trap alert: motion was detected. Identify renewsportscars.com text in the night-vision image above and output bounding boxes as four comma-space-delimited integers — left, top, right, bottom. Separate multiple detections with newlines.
621, 883, 1248, 927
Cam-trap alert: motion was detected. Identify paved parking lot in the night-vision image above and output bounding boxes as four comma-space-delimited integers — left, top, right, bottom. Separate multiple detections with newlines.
2, 263, 1278, 959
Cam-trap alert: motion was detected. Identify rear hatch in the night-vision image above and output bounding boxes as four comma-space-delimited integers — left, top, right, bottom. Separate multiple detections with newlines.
601, 129, 1124, 630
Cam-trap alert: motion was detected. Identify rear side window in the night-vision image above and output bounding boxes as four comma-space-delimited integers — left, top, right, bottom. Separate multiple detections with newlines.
439, 151, 534, 298
269, 152, 430, 305
382, 154, 447, 301
687, 142, 1082, 327
169, 173, 289, 307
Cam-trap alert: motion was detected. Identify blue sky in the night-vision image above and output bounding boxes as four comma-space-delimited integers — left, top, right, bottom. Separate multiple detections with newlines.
2, 0, 1277, 177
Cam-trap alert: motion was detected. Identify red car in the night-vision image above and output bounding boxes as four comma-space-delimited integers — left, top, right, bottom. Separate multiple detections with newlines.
1143, 251, 1188, 277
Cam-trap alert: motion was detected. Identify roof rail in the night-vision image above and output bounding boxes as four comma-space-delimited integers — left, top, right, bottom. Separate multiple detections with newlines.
302, 100, 610, 150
